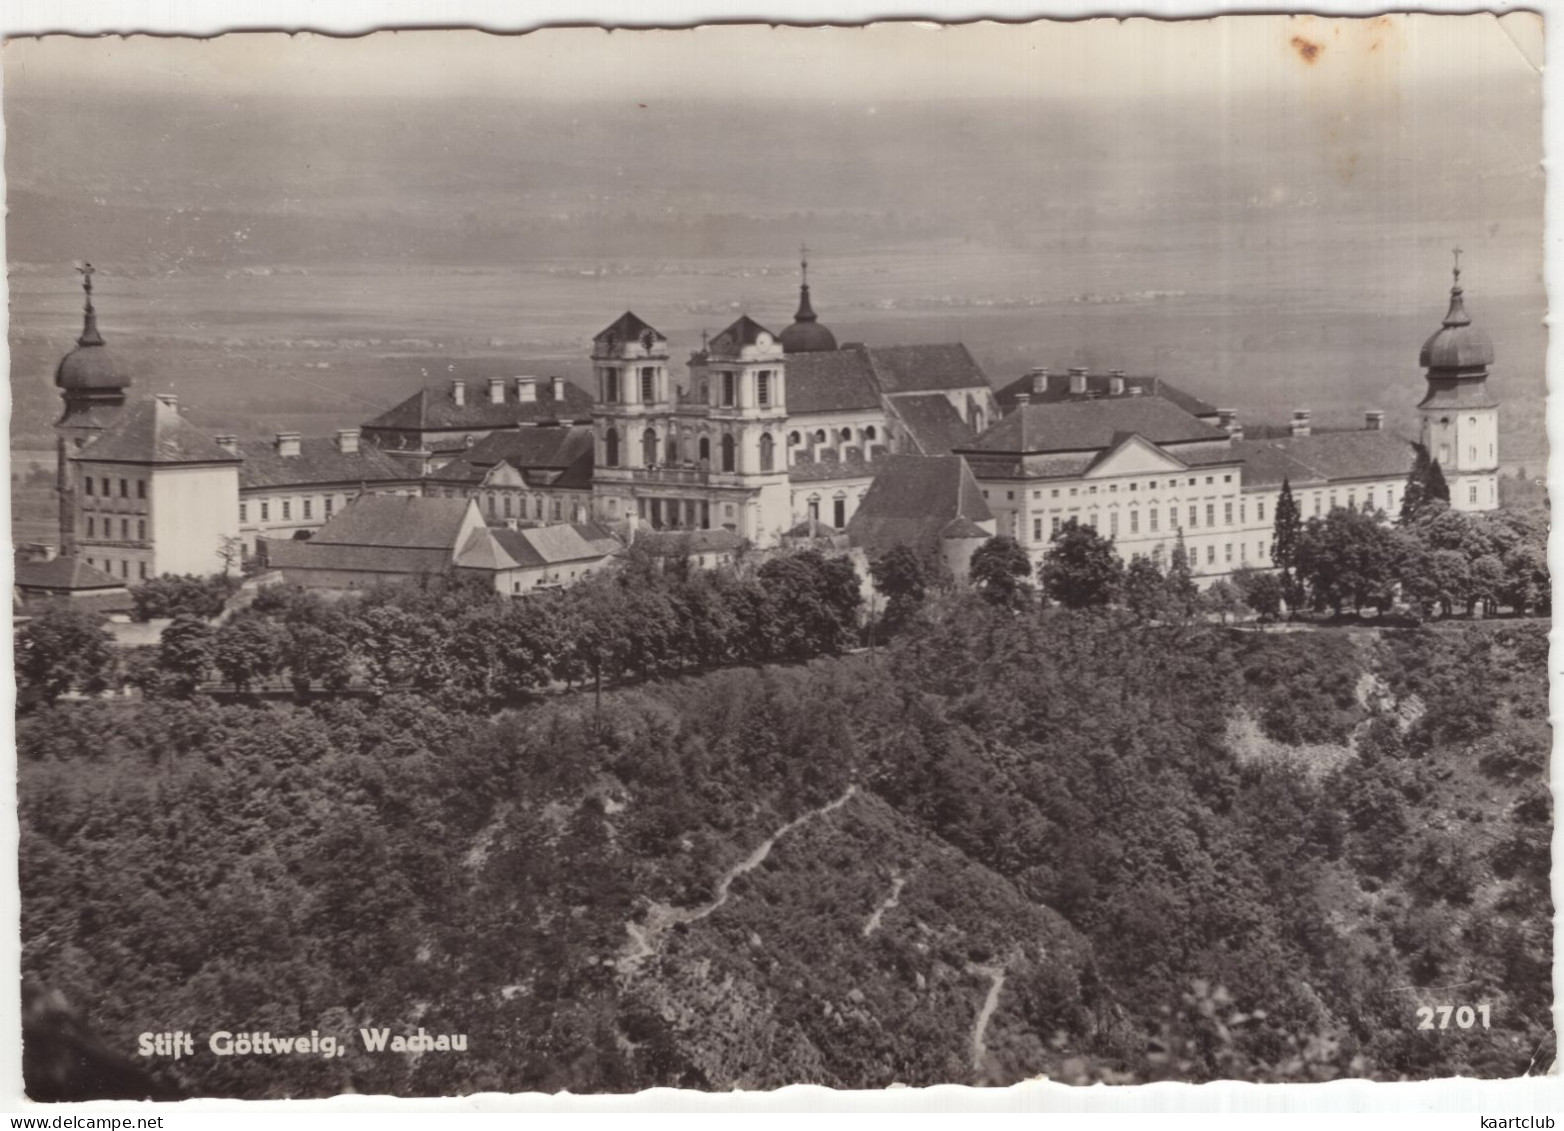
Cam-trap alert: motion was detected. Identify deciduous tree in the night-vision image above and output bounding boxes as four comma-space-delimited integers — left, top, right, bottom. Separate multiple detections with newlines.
969, 535, 1035, 608
1040, 521, 1122, 610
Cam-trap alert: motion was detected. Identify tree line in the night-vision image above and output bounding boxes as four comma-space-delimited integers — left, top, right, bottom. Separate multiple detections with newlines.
15, 545, 864, 710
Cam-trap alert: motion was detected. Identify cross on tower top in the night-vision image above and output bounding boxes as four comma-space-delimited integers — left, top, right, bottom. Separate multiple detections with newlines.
800, 242, 809, 286
77, 261, 95, 301
1452, 246, 1463, 284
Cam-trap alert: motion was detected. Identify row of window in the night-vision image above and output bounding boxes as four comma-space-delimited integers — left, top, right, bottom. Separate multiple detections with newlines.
240, 496, 337, 524
602, 368, 779, 409
1016, 474, 1237, 504
605, 429, 777, 473
82, 475, 148, 500
84, 556, 149, 581
789, 426, 878, 446
486, 493, 569, 523
84, 516, 147, 543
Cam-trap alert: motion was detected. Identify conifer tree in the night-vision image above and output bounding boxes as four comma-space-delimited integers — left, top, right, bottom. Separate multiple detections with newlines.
1425, 459, 1451, 506
1272, 478, 1303, 610
1399, 444, 1430, 524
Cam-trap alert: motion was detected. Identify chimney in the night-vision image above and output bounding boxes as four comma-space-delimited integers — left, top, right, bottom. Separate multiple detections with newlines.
489, 377, 506, 405
551, 376, 566, 402
155, 393, 178, 409
276, 431, 302, 458
1290, 410, 1312, 438
1217, 408, 1239, 433
215, 434, 239, 455
1015, 392, 1031, 406
516, 377, 538, 403
336, 428, 360, 454
1109, 369, 1126, 396
1028, 367, 1049, 395
451, 380, 466, 407
1365, 410, 1385, 432
1069, 367, 1088, 395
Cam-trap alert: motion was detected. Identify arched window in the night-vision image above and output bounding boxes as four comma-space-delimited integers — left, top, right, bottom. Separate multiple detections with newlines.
721, 433, 736, 472
864, 425, 877, 441
604, 428, 620, 467
788, 431, 801, 446
642, 428, 658, 467
759, 432, 775, 472
699, 436, 711, 465
814, 429, 827, 443
840, 427, 852, 442
667, 431, 679, 465
503, 495, 512, 518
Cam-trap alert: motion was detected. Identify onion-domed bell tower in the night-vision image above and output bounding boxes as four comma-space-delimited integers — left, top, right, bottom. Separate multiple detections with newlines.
1417, 250, 1499, 512
54, 263, 131, 554
779, 244, 838, 355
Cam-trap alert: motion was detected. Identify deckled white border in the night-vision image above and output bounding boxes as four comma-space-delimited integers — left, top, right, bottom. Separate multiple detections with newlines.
0, 0, 1556, 1118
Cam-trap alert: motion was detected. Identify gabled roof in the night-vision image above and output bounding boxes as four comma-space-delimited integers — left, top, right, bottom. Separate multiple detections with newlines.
238, 436, 415, 490
14, 556, 124, 593
310, 495, 477, 551
994, 371, 1219, 418
862, 343, 989, 393
428, 425, 594, 489
962, 396, 1228, 455
782, 350, 884, 414
1081, 432, 1192, 475
594, 311, 665, 346
1234, 430, 1417, 488
361, 378, 593, 434
847, 454, 993, 556
708, 315, 775, 356
888, 393, 977, 455
471, 523, 622, 570
263, 539, 454, 577
74, 397, 241, 465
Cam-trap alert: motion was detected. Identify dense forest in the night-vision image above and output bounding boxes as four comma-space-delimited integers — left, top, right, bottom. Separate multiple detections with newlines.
17, 583, 1552, 1095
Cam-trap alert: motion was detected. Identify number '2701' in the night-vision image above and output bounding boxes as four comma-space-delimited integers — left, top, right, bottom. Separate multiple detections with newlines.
1417, 1004, 1491, 1030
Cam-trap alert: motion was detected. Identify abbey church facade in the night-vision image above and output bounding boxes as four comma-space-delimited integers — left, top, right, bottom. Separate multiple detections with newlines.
39, 258, 1499, 594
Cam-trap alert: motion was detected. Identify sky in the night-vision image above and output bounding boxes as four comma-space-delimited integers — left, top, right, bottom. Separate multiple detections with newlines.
2, 12, 1544, 106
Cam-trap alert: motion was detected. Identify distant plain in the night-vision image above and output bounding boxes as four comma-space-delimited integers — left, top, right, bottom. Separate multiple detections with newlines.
7, 49, 1547, 538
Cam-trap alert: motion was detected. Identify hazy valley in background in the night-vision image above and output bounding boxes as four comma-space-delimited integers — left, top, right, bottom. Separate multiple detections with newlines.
6, 26, 1546, 509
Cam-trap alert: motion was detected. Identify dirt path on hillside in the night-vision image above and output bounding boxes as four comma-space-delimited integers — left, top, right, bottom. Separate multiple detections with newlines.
968, 963, 1007, 1073
862, 875, 905, 938
617, 785, 859, 975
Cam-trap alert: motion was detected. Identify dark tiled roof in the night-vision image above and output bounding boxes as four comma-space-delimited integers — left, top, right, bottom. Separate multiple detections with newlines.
311, 495, 477, 550
16, 589, 134, 617
633, 529, 747, 556
14, 556, 124, 592
995, 372, 1219, 418
847, 454, 993, 556
1235, 430, 1417, 488
75, 397, 241, 465
863, 343, 989, 393
787, 456, 880, 483
783, 350, 883, 414
708, 315, 776, 356
361, 378, 593, 434
263, 539, 454, 577
1418, 380, 1500, 410
238, 437, 416, 490
963, 396, 1227, 455
594, 311, 665, 346
428, 425, 594, 489
963, 452, 1097, 481
888, 393, 976, 455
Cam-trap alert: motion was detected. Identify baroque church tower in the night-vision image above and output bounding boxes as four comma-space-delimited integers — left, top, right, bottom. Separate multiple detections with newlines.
1417, 252, 1500, 512
54, 264, 131, 556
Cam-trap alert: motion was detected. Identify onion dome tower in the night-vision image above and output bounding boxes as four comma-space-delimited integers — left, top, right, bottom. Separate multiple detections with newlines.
1417, 249, 1499, 512
55, 263, 132, 554
779, 244, 838, 355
